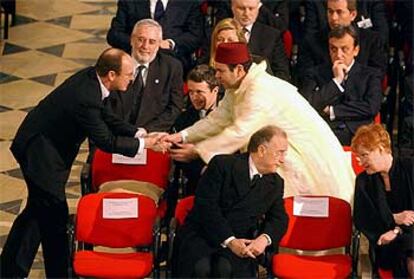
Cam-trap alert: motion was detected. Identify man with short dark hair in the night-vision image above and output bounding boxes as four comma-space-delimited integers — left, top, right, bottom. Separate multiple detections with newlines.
174, 125, 288, 278
297, 0, 386, 83
164, 42, 355, 204
170, 64, 220, 194
300, 25, 382, 145
0, 48, 162, 278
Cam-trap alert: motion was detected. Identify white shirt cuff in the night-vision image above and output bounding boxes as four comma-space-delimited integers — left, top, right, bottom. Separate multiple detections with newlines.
332, 78, 345, 93
329, 105, 336, 121
135, 127, 147, 138
137, 138, 145, 154
221, 236, 236, 248
180, 130, 188, 143
261, 233, 272, 246
167, 39, 175, 50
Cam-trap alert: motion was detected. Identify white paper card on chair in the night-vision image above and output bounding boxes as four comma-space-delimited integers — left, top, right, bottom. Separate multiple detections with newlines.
102, 198, 138, 219
293, 196, 329, 217
112, 149, 147, 165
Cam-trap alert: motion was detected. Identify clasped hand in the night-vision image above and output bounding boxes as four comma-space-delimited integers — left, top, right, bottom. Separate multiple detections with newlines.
227, 235, 268, 259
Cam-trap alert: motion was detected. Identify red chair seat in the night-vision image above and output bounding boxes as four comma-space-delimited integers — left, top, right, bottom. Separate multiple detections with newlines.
91, 149, 171, 192
378, 268, 393, 279
74, 250, 153, 279
273, 254, 352, 279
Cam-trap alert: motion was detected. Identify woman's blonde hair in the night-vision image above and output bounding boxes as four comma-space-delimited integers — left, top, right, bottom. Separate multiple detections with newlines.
351, 123, 392, 153
209, 18, 246, 67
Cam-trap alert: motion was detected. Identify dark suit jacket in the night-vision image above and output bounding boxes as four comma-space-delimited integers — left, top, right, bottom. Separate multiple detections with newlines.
213, 0, 289, 32
249, 21, 290, 80
301, 62, 382, 145
304, 0, 389, 44
107, 0, 203, 71
106, 52, 183, 132
297, 27, 386, 83
11, 67, 140, 196
175, 153, 288, 277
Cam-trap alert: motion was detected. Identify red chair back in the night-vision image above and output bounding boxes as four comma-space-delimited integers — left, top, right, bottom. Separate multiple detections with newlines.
282, 30, 293, 58
378, 268, 393, 279
91, 149, 171, 192
75, 192, 157, 248
174, 196, 195, 226
280, 196, 352, 250
343, 146, 364, 175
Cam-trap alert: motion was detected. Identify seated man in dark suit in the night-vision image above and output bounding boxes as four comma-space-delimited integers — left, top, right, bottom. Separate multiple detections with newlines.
304, 0, 389, 45
171, 64, 220, 195
106, 19, 184, 135
213, 0, 289, 32
300, 25, 382, 145
231, 0, 290, 80
297, 0, 386, 83
173, 125, 288, 278
107, 0, 203, 74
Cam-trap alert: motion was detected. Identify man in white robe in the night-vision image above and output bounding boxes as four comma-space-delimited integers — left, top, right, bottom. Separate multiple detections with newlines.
165, 42, 355, 203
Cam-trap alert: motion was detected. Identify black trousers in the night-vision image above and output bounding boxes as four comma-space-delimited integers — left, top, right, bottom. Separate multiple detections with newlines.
0, 173, 69, 278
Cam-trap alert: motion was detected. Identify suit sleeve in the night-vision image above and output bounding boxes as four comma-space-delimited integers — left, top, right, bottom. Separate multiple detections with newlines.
145, 62, 184, 132
194, 156, 235, 246
366, 31, 387, 76
270, 30, 290, 81
170, 1, 203, 55
262, 176, 288, 247
367, 0, 389, 46
260, 0, 289, 32
333, 71, 382, 120
106, 0, 132, 53
75, 102, 139, 157
305, 78, 343, 112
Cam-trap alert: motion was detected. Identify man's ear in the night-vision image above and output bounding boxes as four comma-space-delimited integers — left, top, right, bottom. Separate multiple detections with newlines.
107, 70, 117, 82
212, 86, 220, 95
257, 144, 266, 157
235, 64, 246, 78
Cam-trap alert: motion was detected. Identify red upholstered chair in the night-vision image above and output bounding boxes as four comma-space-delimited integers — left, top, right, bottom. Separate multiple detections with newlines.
90, 149, 171, 192
378, 268, 393, 279
343, 146, 364, 175
68, 192, 161, 279
81, 148, 171, 217
282, 30, 293, 59
166, 196, 195, 278
270, 196, 359, 279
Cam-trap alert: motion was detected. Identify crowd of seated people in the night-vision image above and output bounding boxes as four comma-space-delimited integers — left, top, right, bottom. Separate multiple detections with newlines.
3, 0, 412, 278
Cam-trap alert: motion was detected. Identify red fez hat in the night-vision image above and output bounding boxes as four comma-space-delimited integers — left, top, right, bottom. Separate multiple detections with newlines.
215, 42, 251, 65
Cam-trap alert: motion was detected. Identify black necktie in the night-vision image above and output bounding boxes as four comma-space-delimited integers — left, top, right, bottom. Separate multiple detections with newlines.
154, 0, 165, 22
129, 65, 146, 124
251, 174, 261, 187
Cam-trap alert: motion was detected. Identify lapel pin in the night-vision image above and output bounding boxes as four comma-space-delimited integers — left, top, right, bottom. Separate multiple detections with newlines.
155, 79, 160, 84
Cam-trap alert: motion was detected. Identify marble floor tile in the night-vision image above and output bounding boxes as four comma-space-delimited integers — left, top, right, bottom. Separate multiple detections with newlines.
0, 80, 52, 109
0, 50, 84, 79
62, 42, 109, 59
55, 71, 77, 87
70, 14, 113, 30
17, 0, 100, 21
7, 22, 93, 50
0, 174, 27, 203
0, 111, 27, 140
0, 142, 19, 172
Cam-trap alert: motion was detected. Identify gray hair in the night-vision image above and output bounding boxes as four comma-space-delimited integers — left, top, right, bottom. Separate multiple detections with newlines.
132, 19, 163, 40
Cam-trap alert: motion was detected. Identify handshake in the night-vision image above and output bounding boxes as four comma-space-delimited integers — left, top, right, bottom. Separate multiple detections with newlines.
142, 132, 198, 162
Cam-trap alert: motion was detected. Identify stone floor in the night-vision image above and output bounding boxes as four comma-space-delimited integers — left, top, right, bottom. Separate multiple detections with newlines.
0, 0, 372, 277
